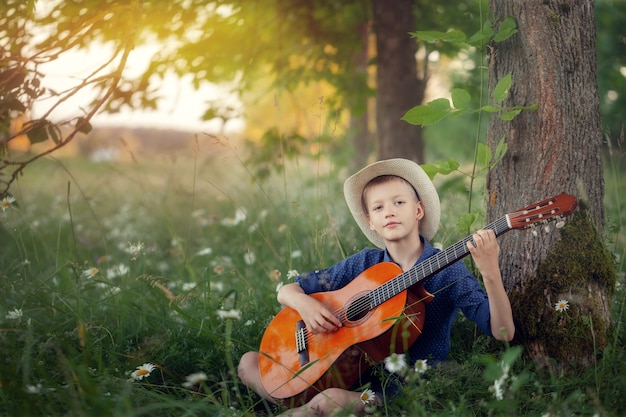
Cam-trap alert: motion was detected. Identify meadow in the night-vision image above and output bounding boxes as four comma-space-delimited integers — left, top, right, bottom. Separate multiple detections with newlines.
1, 133, 625, 417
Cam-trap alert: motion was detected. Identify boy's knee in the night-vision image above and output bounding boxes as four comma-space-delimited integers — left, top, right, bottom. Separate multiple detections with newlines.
237, 351, 257, 382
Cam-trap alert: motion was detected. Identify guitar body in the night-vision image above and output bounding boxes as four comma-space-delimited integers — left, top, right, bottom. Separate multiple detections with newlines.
258, 262, 433, 406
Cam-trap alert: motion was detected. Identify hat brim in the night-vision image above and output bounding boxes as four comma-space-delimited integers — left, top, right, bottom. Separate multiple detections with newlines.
343, 158, 440, 248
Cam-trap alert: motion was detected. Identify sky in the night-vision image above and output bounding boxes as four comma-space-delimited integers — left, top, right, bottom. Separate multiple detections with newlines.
35, 42, 244, 134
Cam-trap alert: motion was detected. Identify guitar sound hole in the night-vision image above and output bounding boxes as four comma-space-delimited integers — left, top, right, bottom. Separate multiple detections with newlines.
346, 296, 371, 322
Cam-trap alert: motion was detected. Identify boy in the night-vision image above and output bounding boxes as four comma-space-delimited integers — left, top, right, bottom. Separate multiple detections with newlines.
238, 158, 515, 416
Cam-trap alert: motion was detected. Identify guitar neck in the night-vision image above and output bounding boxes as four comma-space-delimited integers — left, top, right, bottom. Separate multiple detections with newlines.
370, 215, 512, 307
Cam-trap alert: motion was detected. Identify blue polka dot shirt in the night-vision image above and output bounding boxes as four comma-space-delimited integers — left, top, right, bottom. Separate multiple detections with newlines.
295, 237, 493, 365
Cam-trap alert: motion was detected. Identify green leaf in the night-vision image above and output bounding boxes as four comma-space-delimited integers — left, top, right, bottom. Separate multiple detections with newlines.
494, 136, 508, 165
494, 74, 512, 103
457, 213, 477, 234
411, 29, 467, 43
435, 158, 460, 175
468, 21, 494, 47
501, 345, 524, 366
493, 16, 518, 42
499, 109, 522, 120
451, 88, 472, 111
420, 164, 439, 180
402, 98, 451, 126
25, 120, 50, 144
479, 105, 501, 113
75, 117, 93, 134
476, 143, 492, 167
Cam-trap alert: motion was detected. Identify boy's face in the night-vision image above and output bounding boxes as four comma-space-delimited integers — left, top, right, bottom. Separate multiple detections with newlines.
363, 178, 424, 246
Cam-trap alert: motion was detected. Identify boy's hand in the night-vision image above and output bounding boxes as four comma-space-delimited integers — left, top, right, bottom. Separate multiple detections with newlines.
297, 296, 342, 334
467, 229, 501, 280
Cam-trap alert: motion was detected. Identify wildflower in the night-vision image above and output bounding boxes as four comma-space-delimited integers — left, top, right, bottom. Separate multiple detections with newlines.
5, 308, 23, 320
490, 362, 510, 401
278, 224, 287, 233
275, 282, 284, 293
221, 208, 247, 226
384, 353, 407, 375
243, 251, 256, 265
182, 371, 208, 388
210, 281, 224, 291
106, 263, 129, 279
360, 388, 376, 405
268, 269, 282, 282
414, 359, 429, 374
234, 208, 247, 223
195, 247, 213, 256
213, 265, 225, 274
1, 196, 16, 212
81, 267, 99, 279
126, 241, 145, 259
130, 363, 156, 381
286, 269, 299, 280
555, 299, 569, 312
24, 383, 43, 394
216, 309, 242, 320
291, 250, 302, 259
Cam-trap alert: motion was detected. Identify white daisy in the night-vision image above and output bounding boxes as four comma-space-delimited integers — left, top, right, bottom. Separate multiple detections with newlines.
5, 308, 23, 320
384, 353, 407, 375
182, 371, 208, 388
360, 388, 376, 405
1, 196, 16, 212
414, 359, 429, 374
243, 251, 256, 265
216, 309, 242, 320
554, 299, 569, 312
81, 267, 99, 279
130, 363, 156, 381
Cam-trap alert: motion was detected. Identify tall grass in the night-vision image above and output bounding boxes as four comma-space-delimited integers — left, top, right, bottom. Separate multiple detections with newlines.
1, 133, 624, 416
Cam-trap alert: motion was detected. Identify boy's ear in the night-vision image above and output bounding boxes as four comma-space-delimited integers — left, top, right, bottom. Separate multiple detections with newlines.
416, 201, 425, 219
368, 215, 376, 231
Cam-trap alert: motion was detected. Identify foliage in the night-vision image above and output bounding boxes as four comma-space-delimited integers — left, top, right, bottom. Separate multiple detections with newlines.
596, 0, 626, 143
1, 145, 625, 416
1, 0, 513, 194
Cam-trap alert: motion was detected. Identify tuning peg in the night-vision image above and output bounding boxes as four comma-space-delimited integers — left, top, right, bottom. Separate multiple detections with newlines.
556, 217, 565, 229
532, 228, 538, 237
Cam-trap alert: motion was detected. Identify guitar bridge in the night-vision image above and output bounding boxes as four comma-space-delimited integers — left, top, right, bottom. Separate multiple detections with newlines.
295, 320, 309, 366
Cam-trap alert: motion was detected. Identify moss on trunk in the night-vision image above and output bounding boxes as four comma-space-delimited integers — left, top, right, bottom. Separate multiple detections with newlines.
510, 211, 616, 370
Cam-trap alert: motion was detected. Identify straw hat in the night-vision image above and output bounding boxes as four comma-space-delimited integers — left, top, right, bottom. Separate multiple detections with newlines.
343, 158, 440, 248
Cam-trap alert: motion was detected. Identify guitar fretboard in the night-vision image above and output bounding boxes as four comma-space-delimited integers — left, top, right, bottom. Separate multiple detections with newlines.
369, 215, 511, 308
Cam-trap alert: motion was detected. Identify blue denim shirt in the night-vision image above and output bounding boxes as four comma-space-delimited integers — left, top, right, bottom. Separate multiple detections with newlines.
295, 237, 493, 364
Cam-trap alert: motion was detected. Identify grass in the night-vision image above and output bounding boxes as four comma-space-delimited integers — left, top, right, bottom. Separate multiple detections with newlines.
1, 135, 625, 417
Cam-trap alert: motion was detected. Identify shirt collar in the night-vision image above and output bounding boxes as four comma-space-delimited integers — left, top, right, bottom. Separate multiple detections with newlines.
382, 235, 437, 266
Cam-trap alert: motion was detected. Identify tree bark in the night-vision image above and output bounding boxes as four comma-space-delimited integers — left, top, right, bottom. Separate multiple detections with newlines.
372, 0, 425, 162
486, 0, 612, 369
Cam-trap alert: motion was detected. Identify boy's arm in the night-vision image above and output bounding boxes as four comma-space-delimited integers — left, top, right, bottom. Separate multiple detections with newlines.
467, 229, 516, 341
277, 283, 342, 334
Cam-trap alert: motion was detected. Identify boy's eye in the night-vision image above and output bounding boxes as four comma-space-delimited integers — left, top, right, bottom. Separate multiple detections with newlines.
395, 200, 405, 206
372, 205, 383, 211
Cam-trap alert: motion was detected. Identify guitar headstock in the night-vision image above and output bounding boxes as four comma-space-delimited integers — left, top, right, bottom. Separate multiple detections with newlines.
508, 193, 577, 231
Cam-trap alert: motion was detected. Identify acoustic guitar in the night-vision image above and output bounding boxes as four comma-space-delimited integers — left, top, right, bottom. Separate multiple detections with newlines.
258, 193, 577, 406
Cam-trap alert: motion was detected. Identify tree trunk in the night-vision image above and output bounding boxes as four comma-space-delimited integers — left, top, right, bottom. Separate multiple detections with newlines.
350, 20, 372, 170
486, 0, 613, 369
372, 0, 425, 162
